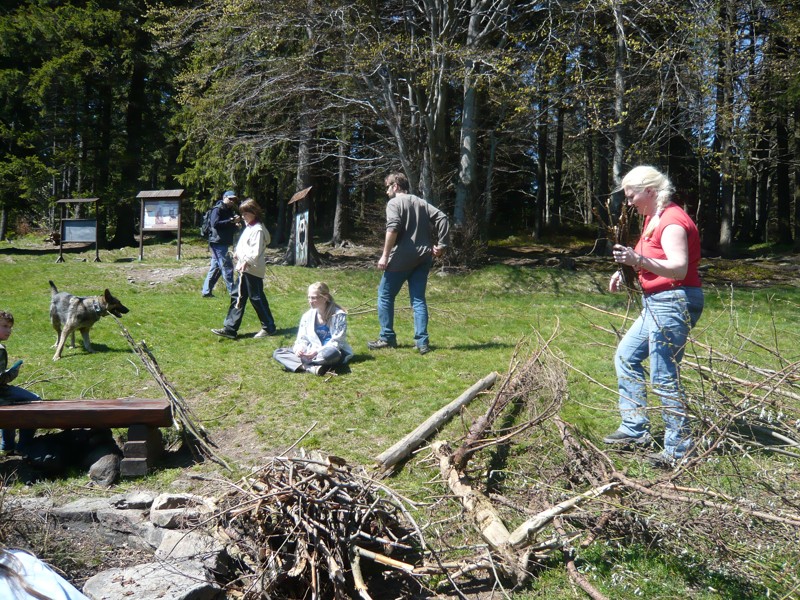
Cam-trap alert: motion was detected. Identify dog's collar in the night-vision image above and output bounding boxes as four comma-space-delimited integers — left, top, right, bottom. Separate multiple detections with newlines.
92, 300, 103, 314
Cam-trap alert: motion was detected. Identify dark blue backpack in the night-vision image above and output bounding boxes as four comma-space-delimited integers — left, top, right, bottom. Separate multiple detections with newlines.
199, 207, 213, 238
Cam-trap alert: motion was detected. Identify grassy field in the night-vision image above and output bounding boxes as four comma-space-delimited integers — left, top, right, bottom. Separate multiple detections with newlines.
2, 235, 799, 599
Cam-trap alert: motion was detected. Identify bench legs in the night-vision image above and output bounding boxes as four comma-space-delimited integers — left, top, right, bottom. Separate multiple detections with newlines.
120, 424, 164, 478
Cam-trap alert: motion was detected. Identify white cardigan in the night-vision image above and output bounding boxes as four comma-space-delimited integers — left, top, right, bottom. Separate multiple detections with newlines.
292, 307, 353, 363
233, 222, 270, 278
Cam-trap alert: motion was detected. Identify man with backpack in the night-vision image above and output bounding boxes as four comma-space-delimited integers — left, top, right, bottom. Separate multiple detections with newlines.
201, 190, 242, 298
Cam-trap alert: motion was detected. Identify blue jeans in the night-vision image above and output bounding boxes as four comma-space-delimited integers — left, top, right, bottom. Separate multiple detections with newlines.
202, 243, 234, 295
614, 287, 704, 459
1, 385, 39, 452
223, 272, 276, 334
377, 258, 432, 347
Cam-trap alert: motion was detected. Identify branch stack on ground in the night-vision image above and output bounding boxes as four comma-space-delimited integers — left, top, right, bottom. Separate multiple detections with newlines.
215, 450, 427, 599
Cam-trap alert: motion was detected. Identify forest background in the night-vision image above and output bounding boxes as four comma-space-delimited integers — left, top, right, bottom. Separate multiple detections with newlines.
2, 0, 800, 254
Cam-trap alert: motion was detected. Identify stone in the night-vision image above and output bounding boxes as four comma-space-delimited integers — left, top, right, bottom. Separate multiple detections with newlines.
89, 453, 121, 487
110, 491, 156, 510
96, 506, 148, 534
150, 493, 216, 529
156, 529, 228, 575
51, 498, 111, 523
120, 457, 148, 478
82, 561, 222, 600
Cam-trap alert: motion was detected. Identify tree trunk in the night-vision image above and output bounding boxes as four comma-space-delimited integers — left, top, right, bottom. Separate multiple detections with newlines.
332, 118, 348, 246
794, 101, 800, 250
713, 0, 735, 256
775, 106, 792, 245
552, 99, 564, 228
612, 0, 628, 203
482, 129, 498, 239
533, 98, 548, 241
0, 205, 7, 241
112, 28, 149, 250
454, 75, 477, 227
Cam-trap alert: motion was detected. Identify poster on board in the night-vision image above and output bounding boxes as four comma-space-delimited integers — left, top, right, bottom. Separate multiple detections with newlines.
142, 200, 180, 231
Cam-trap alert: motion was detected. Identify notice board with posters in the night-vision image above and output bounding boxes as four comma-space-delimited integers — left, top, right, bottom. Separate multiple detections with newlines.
136, 189, 185, 260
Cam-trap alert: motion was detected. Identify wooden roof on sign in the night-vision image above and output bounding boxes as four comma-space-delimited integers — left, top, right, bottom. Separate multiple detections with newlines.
288, 186, 313, 205
136, 189, 185, 199
57, 198, 99, 204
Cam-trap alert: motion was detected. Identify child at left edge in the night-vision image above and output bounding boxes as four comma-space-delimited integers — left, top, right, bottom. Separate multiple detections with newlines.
0, 309, 38, 454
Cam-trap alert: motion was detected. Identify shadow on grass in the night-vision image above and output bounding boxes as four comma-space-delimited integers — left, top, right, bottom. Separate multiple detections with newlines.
52, 343, 129, 359
0, 243, 91, 257
448, 341, 516, 351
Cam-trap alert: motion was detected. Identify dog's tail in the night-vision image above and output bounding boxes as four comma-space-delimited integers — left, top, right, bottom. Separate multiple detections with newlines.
49, 280, 59, 295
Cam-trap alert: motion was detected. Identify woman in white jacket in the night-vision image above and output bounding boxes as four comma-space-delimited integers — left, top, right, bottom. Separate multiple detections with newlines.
273, 282, 353, 375
211, 199, 277, 339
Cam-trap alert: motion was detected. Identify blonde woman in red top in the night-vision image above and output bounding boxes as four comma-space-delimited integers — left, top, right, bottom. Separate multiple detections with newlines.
604, 166, 704, 468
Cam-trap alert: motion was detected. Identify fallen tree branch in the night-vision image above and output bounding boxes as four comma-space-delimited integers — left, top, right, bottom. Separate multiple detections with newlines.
374, 372, 498, 474
508, 482, 619, 548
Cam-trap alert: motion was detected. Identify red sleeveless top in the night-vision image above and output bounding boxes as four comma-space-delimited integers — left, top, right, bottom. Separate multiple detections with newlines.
635, 203, 702, 294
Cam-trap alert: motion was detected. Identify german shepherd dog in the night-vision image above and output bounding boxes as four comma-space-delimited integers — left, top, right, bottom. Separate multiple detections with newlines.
49, 280, 130, 361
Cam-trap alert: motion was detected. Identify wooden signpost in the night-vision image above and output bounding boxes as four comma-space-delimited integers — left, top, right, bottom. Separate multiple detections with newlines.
288, 186, 313, 267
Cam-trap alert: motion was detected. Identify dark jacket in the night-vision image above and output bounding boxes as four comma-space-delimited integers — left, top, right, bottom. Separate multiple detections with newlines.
208, 201, 239, 245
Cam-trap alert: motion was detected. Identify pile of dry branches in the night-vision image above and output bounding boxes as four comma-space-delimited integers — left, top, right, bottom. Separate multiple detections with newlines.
214, 450, 428, 599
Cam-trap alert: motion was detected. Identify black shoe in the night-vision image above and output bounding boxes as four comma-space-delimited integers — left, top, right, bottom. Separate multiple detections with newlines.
418, 344, 431, 355
647, 451, 675, 469
367, 338, 397, 350
202, 293, 214, 298
211, 328, 237, 339
603, 430, 653, 446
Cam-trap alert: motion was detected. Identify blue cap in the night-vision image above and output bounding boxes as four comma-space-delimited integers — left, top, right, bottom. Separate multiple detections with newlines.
223, 190, 237, 200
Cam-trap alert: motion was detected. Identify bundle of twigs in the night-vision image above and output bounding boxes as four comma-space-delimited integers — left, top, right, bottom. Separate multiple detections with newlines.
593, 199, 640, 304
215, 450, 426, 599
115, 318, 231, 470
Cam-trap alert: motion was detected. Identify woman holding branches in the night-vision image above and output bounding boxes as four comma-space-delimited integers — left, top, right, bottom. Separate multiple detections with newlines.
604, 166, 704, 468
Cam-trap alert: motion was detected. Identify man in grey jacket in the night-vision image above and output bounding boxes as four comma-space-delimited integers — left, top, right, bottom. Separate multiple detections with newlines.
201, 190, 241, 297
367, 172, 450, 355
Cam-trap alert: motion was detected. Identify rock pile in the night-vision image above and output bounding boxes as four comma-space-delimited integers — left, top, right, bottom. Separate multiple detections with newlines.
8, 491, 226, 600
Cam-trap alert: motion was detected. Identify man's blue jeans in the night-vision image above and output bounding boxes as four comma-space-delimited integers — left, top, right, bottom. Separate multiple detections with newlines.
377, 258, 432, 348
202, 242, 234, 295
614, 287, 704, 460
1, 385, 38, 452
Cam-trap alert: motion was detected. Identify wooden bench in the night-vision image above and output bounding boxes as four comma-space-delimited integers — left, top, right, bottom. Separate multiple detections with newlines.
0, 398, 173, 477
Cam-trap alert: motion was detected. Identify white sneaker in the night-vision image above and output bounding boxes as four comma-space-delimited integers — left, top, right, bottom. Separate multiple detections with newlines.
253, 329, 273, 338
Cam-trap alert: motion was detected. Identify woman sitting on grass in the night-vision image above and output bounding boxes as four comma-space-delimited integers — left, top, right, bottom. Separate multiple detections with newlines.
273, 282, 353, 375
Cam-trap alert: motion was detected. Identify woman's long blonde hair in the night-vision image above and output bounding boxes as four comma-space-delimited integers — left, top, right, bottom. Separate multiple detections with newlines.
621, 166, 674, 239
309, 282, 342, 324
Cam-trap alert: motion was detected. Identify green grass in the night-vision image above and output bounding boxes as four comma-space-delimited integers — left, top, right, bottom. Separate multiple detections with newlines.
2, 236, 800, 598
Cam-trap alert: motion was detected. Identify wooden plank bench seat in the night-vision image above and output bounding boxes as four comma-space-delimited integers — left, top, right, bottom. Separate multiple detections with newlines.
0, 398, 173, 477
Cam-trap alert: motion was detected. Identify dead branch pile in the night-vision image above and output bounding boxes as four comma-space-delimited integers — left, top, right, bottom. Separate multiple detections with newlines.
419, 324, 800, 599
214, 450, 428, 599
